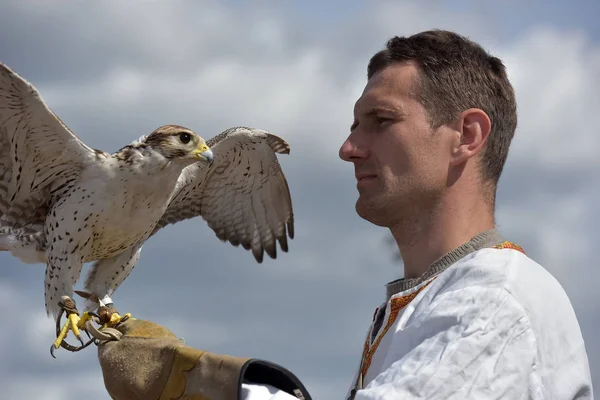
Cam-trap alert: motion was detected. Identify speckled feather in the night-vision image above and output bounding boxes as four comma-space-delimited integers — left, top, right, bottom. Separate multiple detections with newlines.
152, 127, 294, 263
0, 61, 294, 320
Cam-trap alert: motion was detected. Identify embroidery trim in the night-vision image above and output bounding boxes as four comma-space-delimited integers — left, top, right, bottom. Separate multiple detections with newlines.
359, 279, 435, 379
492, 241, 525, 254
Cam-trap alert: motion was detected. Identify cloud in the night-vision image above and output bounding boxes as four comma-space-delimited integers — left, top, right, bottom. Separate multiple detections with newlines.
3, 373, 107, 400
0, 1, 597, 399
500, 27, 600, 169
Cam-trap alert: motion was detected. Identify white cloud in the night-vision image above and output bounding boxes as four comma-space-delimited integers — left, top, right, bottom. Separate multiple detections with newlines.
3, 373, 106, 400
496, 190, 593, 273
501, 27, 600, 169
36, 46, 356, 165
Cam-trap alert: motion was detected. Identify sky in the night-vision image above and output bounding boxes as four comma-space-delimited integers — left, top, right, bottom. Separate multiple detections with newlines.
0, 0, 599, 398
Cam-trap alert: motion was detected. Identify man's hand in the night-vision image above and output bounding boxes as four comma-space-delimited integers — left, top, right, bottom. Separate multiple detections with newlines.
95, 317, 311, 400
97, 318, 251, 400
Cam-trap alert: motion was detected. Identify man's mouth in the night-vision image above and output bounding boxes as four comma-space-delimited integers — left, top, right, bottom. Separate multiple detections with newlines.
356, 174, 377, 181
356, 174, 377, 187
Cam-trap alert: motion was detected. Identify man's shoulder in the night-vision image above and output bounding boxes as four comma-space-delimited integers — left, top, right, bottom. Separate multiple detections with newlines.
424, 246, 584, 343
438, 246, 564, 298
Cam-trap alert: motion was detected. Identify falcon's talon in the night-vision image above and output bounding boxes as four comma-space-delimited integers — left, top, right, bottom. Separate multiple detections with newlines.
103, 311, 132, 329
50, 336, 96, 358
51, 297, 97, 357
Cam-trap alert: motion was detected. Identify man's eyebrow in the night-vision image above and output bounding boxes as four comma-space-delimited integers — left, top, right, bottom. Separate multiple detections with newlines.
364, 106, 405, 116
351, 106, 405, 130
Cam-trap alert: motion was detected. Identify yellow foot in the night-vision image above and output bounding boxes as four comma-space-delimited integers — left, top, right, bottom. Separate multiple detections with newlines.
49, 292, 134, 357
74, 290, 132, 327
108, 311, 132, 326
76, 309, 133, 344
50, 296, 95, 358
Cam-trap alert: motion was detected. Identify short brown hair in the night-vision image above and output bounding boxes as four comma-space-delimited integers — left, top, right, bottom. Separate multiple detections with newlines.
368, 30, 517, 201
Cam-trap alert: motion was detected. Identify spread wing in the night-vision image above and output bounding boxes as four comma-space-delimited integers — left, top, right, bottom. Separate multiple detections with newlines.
152, 127, 294, 263
0, 62, 97, 232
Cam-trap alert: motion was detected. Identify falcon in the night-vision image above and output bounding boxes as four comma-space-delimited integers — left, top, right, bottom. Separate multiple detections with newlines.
0, 61, 294, 355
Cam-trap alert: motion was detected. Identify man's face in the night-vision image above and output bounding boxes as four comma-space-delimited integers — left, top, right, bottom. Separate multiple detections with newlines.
339, 63, 454, 227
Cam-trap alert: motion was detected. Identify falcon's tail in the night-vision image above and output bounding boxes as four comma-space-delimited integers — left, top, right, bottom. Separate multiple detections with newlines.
0, 227, 8, 250
0, 229, 46, 264
0, 237, 7, 251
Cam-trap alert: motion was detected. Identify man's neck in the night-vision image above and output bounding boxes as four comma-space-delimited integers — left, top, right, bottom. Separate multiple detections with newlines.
390, 195, 495, 280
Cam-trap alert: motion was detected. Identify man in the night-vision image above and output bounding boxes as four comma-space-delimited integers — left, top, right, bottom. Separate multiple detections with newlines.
336, 29, 593, 399
94, 30, 593, 399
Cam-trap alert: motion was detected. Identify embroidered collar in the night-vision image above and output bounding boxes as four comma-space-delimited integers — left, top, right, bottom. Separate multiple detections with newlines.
385, 228, 506, 300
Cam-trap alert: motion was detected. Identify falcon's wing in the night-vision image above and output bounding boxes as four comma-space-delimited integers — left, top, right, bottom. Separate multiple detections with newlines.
153, 127, 294, 263
0, 62, 97, 231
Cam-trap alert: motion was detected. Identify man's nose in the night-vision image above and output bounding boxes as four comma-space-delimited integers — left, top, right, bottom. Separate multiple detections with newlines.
339, 135, 369, 162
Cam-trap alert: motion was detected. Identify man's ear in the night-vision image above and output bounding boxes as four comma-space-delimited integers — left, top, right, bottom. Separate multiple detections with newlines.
450, 108, 491, 166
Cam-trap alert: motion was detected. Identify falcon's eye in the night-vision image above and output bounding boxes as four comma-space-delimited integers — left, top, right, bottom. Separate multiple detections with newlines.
179, 132, 192, 144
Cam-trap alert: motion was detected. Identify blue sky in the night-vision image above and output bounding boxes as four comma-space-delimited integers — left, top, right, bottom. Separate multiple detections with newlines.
0, 1, 598, 398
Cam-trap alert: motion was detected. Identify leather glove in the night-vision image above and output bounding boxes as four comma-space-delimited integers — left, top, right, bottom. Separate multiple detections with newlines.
96, 318, 311, 400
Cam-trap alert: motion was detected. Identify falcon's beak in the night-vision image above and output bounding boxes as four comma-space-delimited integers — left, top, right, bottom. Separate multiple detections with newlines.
193, 144, 214, 166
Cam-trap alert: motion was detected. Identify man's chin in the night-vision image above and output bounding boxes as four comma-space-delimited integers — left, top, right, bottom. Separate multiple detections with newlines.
355, 198, 391, 227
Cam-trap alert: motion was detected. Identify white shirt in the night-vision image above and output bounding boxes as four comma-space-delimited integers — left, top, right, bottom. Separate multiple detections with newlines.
347, 244, 593, 399
244, 243, 593, 399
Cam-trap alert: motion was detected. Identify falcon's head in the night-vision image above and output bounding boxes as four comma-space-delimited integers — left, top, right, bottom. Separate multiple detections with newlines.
141, 125, 214, 165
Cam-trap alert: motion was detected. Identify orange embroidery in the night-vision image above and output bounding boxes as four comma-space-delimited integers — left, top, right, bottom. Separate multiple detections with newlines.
493, 241, 525, 254
359, 279, 434, 379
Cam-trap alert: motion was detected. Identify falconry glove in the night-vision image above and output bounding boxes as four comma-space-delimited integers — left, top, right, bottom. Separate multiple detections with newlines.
96, 318, 311, 400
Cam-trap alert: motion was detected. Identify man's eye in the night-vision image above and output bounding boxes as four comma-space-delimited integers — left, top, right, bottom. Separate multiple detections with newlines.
376, 116, 392, 124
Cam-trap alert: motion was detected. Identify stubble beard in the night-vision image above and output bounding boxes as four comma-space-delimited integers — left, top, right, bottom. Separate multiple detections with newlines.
355, 181, 444, 235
